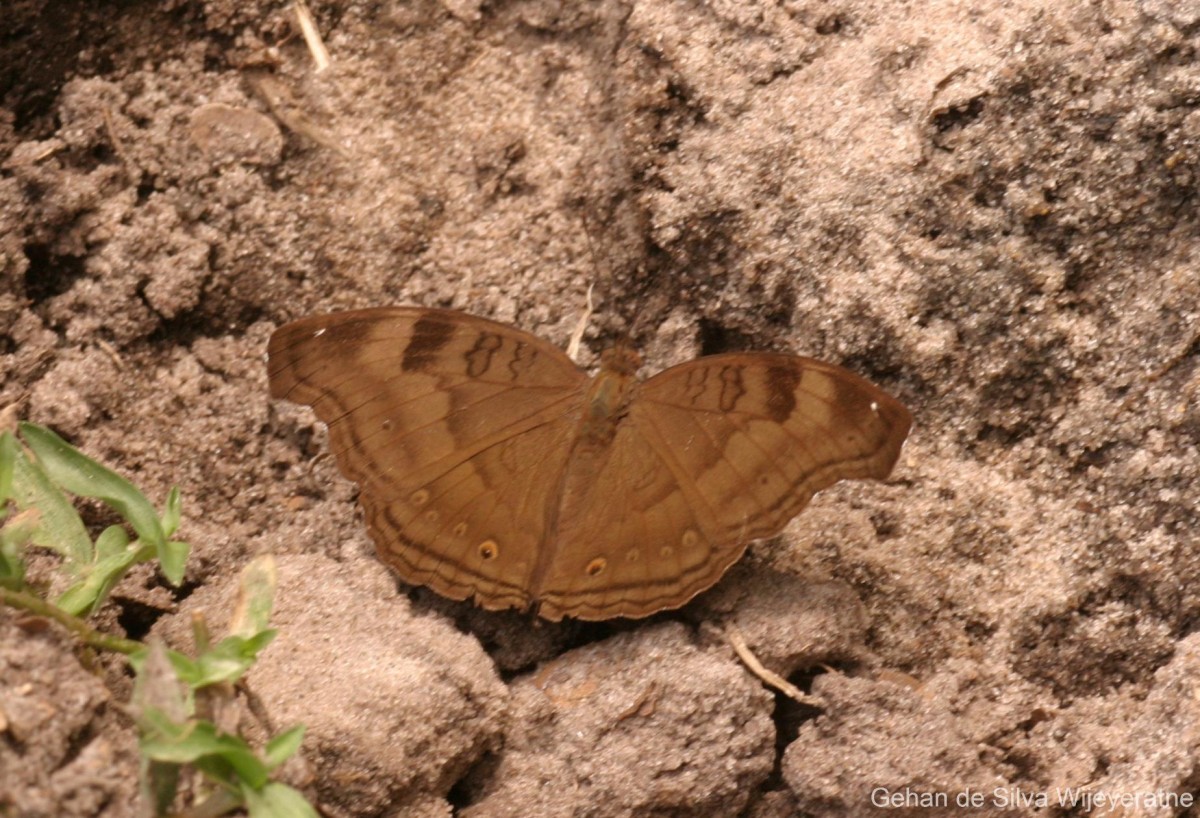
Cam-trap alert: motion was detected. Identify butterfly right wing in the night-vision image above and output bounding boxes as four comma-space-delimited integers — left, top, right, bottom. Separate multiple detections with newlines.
632, 352, 912, 546
268, 307, 588, 612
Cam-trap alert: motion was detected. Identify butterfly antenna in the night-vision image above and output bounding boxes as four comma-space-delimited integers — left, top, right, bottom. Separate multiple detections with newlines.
579, 198, 612, 288
628, 298, 647, 338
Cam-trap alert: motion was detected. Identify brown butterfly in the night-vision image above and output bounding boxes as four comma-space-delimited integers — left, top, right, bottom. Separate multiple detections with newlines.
267, 307, 912, 621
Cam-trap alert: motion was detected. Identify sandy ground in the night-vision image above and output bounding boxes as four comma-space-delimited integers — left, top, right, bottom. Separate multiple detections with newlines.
3, 0, 1200, 816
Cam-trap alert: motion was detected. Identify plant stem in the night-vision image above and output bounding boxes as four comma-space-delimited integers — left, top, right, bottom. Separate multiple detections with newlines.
0, 586, 142, 654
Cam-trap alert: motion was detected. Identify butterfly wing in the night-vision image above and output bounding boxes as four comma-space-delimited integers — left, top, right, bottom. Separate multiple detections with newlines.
268, 307, 588, 612
537, 352, 911, 620
536, 420, 732, 620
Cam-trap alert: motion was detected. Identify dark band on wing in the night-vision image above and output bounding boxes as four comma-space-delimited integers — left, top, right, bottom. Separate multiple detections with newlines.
401, 314, 456, 373
717, 366, 746, 413
466, 332, 504, 378
763, 363, 800, 423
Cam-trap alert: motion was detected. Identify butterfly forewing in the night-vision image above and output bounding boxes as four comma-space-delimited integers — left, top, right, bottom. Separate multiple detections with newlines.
631, 353, 913, 548
268, 307, 588, 611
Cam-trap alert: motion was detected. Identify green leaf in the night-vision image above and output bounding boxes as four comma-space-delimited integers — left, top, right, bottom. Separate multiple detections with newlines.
263, 725, 305, 770
230, 554, 277, 637
158, 539, 189, 586
138, 757, 180, 818
0, 509, 36, 589
161, 486, 182, 537
136, 647, 200, 686
243, 782, 320, 818
198, 737, 269, 790
95, 524, 130, 560
20, 422, 166, 550
132, 641, 189, 726
141, 720, 270, 789
177, 631, 277, 689
0, 545, 25, 588
129, 643, 187, 678
54, 539, 153, 617
8, 438, 91, 567
137, 706, 189, 742
0, 430, 15, 504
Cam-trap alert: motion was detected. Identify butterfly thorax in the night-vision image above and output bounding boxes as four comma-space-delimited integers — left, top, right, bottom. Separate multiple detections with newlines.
599, 344, 641, 376
575, 345, 642, 449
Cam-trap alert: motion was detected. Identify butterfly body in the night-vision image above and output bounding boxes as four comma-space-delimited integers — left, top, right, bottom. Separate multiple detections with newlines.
268, 306, 912, 621
575, 346, 639, 446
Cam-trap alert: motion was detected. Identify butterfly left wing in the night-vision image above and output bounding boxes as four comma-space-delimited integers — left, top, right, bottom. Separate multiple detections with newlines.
268, 307, 588, 612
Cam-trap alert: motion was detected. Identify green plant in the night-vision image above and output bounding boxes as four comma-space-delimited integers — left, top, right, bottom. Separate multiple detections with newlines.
0, 422, 317, 818
1, 421, 187, 616
131, 555, 316, 818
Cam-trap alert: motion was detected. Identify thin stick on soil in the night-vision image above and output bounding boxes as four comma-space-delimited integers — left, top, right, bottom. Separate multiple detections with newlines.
726, 623, 823, 708
293, 0, 331, 72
